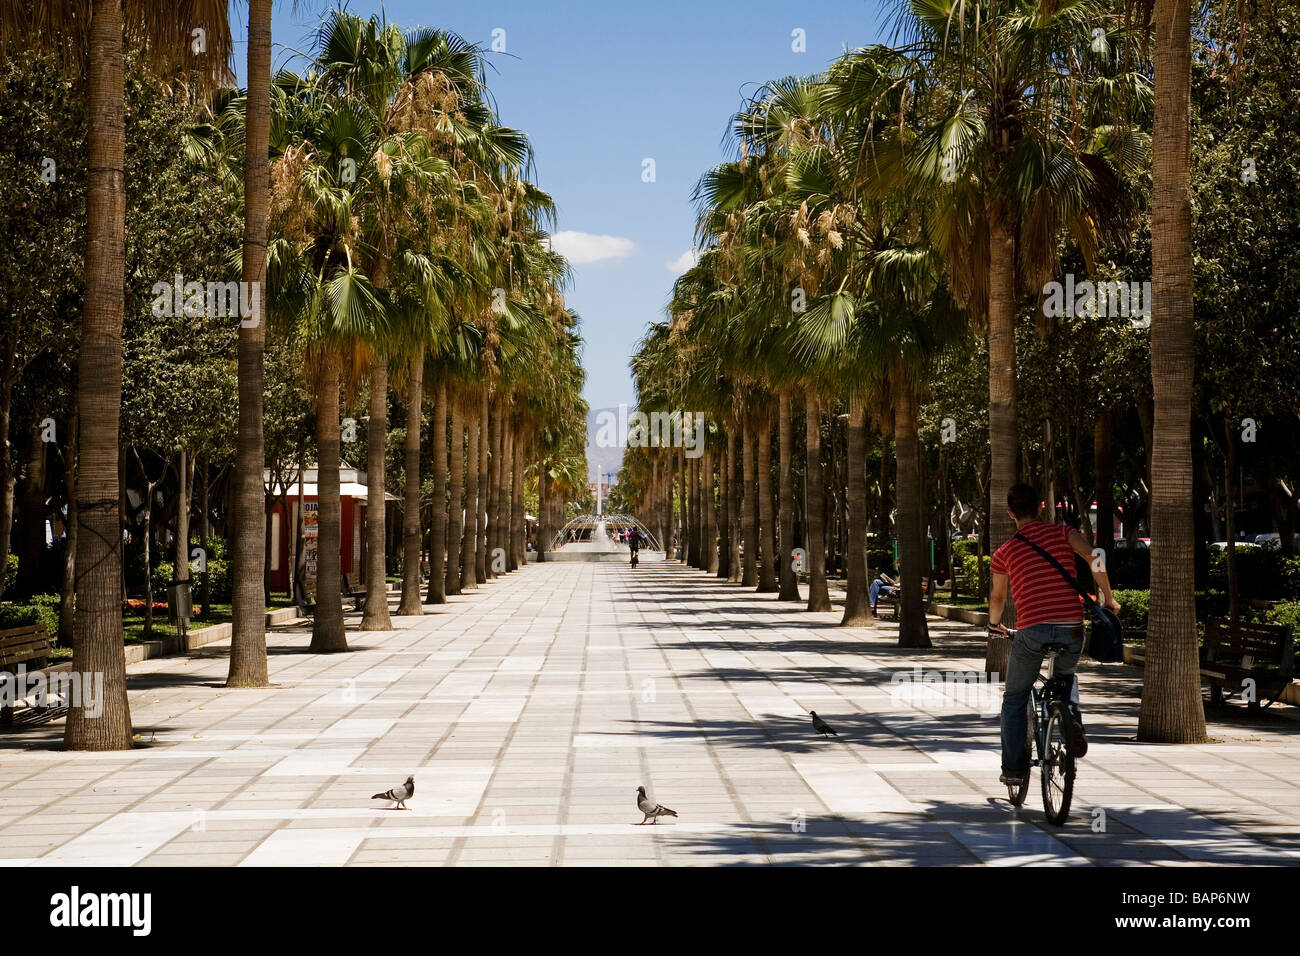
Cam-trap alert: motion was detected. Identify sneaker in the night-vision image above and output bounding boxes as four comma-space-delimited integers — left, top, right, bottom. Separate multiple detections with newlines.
1068, 710, 1089, 758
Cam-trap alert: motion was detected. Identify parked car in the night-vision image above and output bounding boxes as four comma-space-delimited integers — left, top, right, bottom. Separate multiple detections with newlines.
1209, 540, 1259, 552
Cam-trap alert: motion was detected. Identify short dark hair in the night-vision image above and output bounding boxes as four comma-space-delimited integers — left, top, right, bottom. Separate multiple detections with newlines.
1006, 483, 1041, 519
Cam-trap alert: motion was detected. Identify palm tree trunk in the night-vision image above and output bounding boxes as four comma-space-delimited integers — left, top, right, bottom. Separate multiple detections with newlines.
681, 447, 691, 561
398, 349, 424, 615
475, 393, 489, 581
805, 394, 831, 611
984, 210, 1019, 676
757, 410, 778, 593
727, 427, 742, 583
227, 0, 272, 687
536, 455, 550, 561
501, 417, 515, 572
173, 449, 192, 589
486, 397, 501, 577
687, 454, 698, 564
777, 389, 799, 601
444, 393, 463, 593
310, 353, 347, 651
842, 396, 872, 625
704, 444, 718, 572
510, 428, 525, 568
66, 0, 132, 750
742, 419, 758, 586
1140, 0, 1206, 743
896, 380, 931, 648
361, 353, 392, 629
716, 439, 730, 578
426, 379, 447, 604
461, 400, 479, 590
58, 405, 79, 646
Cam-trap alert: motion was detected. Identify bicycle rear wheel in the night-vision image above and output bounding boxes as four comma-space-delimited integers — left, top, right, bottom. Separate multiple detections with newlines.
1041, 703, 1076, 826
1007, 702, 1035, 807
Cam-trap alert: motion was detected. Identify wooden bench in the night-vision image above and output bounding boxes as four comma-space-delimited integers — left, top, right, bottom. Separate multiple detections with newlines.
1201, 618, 1296, 710
341, 573, 367, 612
0, 624, 51, 726
877, 577, 930, 620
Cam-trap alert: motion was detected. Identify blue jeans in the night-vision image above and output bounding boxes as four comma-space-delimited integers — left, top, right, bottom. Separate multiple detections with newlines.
999, 623, 1083, 774
869, 578, 895, 608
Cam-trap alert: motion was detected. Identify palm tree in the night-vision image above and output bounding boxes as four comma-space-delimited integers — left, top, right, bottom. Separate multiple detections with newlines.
875, 1, 1145, 562
228, 0, 272, 685
0, 0, 232, 749
1139, 0, 1206, 743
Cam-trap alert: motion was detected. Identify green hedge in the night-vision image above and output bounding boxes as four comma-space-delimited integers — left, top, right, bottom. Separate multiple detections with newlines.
0, 594, 60, 635
1265, 600, 1300, 632
152, 556, 232, 604
951, 539, 979, 563
961, 554, 991, 593
1113, 589, 1149, 636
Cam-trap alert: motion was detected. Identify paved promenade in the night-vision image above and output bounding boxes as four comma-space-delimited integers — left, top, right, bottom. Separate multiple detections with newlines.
2, 559, 1298, 866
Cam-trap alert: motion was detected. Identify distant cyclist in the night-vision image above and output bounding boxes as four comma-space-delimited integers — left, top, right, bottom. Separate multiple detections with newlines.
629, 529, 641, 568
988, 483, 1119, 788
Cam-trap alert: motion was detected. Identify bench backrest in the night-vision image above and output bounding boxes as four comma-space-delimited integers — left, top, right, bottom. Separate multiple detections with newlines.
1205, 618, 1295, 678
0, 625, 51, 668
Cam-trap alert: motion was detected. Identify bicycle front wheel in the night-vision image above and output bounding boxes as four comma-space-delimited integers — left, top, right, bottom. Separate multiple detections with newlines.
1041, 704, 1076, 826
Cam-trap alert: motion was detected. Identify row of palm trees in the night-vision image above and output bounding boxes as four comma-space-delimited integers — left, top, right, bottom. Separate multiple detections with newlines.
624, 0, 1207, 743
1, 4, 586, 751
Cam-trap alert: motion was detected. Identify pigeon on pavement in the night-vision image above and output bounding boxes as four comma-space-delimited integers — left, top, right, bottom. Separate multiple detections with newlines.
371, 775, 415, 810
810, 711, 839, 737
636, 786, 677, 825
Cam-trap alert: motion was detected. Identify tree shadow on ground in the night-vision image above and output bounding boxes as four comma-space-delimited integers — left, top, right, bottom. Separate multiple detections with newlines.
651, 800, 1300, 865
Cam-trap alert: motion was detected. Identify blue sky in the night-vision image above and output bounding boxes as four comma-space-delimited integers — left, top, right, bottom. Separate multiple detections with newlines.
230, 1, 894, 477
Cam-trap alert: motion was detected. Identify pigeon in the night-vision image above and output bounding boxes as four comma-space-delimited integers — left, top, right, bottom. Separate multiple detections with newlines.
371, 775, 415, 810
636, 786, 677, 825
810, 711, 839, 737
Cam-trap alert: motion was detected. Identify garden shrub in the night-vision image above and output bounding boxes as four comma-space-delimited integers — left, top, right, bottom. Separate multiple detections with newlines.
1265, 600, 1300, 632
1112, 589, 1149, 635
0, 594, 59, 635
961, 554, 991, 593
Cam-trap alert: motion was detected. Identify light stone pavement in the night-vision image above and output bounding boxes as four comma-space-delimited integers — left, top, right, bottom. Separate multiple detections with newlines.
2, 557, 1299, 867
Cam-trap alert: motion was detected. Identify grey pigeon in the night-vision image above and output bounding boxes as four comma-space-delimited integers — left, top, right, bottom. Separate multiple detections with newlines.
371, 775, 415, 810
810, 711, 839, 737
636, 786, 677, 825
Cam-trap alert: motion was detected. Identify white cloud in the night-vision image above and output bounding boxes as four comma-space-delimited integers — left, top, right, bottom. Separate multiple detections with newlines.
666, 248, 699, 274
549, 230, 635, 264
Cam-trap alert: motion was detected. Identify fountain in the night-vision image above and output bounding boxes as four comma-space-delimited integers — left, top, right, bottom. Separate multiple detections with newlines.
543, 513, 663, 562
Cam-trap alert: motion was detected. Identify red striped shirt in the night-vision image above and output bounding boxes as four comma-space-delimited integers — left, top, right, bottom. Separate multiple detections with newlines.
989, 522, 1084, 629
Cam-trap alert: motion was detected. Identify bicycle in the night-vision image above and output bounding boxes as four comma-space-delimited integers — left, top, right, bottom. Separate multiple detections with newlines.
998, 630, 1081, 826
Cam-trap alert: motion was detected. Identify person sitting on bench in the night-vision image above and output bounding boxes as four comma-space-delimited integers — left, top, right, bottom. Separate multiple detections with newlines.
870, 572, 898, 613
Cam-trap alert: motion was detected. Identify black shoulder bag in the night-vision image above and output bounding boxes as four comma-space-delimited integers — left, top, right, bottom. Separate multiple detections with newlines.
1013, 532, 1125, 663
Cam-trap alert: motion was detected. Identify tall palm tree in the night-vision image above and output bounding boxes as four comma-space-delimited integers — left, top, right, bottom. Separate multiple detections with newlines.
1139, 0, 1206, 743
228, 0, 272, 685
1, 0, 232, 748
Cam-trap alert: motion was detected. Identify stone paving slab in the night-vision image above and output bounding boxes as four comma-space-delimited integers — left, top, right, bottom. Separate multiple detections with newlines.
1, 558, 1298, 866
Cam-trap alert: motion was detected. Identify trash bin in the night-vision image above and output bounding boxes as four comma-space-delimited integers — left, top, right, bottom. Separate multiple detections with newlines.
166, 579, 193, 635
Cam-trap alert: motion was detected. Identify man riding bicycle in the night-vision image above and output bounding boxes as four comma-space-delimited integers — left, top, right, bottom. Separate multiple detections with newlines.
988, 483, 1119, 787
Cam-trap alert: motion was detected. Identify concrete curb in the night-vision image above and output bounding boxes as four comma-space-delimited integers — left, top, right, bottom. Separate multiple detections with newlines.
42, 605, 307, 674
